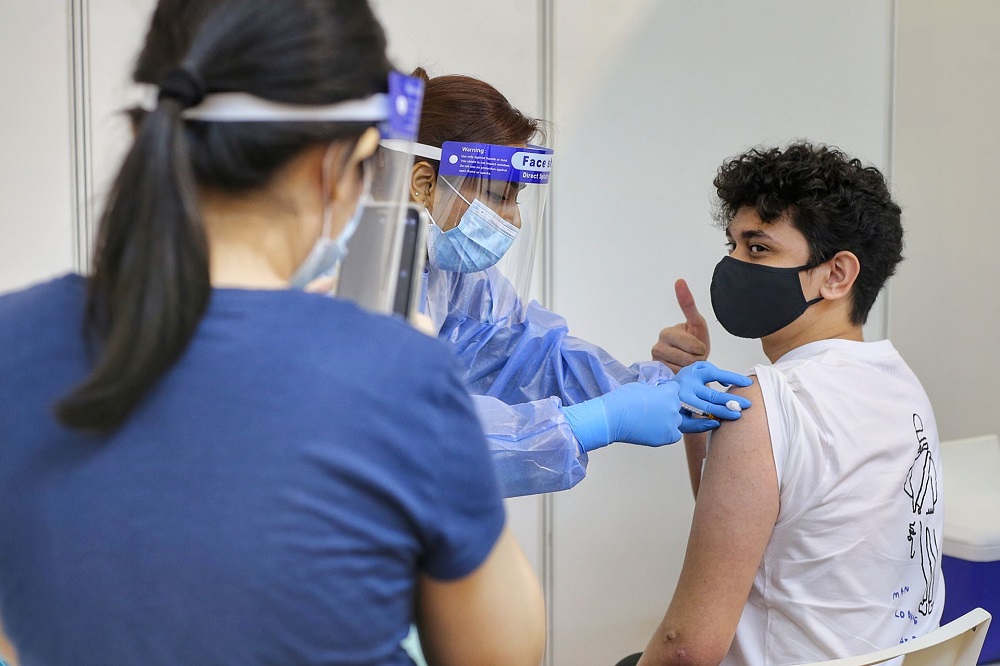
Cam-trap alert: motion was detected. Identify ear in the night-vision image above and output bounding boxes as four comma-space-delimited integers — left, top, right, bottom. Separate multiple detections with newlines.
410, 161, 438, 210
818, 250, 861, 301
350, 126, 381, 163
327, 126, 380, 200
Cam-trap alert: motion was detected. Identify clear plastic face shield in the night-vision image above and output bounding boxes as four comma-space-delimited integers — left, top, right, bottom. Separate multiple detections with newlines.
422, 141, 553, 317
333, 72, 426, 316
144, 71, 425, 317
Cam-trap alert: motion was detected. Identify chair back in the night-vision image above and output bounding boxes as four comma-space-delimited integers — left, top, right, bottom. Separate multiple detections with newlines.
795, 607, 991, 666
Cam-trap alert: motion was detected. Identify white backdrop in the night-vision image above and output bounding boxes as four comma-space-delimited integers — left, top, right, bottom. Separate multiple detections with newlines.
890, 0, 1000, 445
1, 2, 997, 665
0, 2, 74, 292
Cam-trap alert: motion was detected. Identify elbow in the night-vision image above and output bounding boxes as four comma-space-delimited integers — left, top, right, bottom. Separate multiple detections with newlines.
642, 629, 729, 666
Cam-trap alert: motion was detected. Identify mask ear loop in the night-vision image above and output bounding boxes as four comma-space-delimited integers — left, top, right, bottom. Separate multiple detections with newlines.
423, 208, 439, 228
423, 176, 468, 230
440, 175, 473, 207
338, 159, 373, 246
320, 145, 374, 243
798, 256, 828, 306
319, 144, 338, 241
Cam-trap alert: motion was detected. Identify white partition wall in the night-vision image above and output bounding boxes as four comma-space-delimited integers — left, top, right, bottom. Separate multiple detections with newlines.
86, 1, 157, 234
0, 3, 75, 292
890, 0, 1000, 443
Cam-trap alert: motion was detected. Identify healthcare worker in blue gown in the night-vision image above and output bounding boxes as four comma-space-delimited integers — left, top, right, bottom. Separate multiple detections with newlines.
405, 69, 752, 498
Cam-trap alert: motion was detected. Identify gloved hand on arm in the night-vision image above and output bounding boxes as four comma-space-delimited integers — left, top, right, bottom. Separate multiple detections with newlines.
560, 382, 683, 453
671, 360, 752, 434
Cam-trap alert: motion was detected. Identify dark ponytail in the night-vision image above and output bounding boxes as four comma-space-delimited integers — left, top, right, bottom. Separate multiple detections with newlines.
56, 96, 209, 431
56, 0, 392, 432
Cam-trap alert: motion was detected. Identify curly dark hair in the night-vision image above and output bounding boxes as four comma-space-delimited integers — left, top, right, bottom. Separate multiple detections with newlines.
713, 142, 903, 325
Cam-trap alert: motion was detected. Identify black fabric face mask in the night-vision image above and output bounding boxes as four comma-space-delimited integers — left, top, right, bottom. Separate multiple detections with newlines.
710, 256, 823, 339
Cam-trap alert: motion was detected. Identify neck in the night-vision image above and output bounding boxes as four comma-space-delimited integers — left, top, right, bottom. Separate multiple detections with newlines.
200, 187, 318, 290
761, 305, 864, 362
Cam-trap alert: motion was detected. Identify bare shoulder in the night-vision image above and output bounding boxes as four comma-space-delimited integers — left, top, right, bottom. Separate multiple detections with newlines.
697, 373, 778, 550
710, 377, 769, 451
700, 375, 777, 516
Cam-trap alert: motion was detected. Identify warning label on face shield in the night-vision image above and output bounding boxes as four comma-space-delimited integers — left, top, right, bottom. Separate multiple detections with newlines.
440, 142, 553, 185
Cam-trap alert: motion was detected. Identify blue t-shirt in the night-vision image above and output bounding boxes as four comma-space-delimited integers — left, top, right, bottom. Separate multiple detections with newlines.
0, 275, 505, 665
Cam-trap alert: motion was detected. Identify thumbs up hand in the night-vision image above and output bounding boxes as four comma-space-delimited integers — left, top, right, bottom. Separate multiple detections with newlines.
651, 279, 711, 373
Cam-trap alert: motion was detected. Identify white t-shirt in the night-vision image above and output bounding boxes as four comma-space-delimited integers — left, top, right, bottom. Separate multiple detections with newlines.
722, 339, 944, 666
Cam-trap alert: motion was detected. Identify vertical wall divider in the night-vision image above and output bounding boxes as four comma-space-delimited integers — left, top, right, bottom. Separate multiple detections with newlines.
68, 0, 93, 274
883, 0, 899, 342
538, 0, 556, 664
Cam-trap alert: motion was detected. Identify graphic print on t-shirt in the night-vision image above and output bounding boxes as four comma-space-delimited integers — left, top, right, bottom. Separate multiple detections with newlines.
904, 413, 939, 616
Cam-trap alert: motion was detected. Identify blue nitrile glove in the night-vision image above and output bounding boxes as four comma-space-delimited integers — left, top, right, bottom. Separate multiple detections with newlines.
672, 360, 753, 434
560, 382, 683, 453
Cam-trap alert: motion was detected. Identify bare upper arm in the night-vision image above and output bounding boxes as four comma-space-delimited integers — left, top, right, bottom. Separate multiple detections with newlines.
416, 525, 545, 666
640, 379, 778, 666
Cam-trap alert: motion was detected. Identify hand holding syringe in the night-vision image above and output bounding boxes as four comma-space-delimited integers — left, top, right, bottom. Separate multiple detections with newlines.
668, 361, 752, 433
681, 399, 744, 420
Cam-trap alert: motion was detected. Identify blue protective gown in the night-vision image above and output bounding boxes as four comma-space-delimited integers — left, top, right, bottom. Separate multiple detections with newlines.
424, 265, 673, 497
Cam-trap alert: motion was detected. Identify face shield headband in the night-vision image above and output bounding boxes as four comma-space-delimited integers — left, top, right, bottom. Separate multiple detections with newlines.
142, 69, 425, 134
142, 71, 429, 317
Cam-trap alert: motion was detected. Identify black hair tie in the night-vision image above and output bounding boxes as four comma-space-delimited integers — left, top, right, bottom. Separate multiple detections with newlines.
157, 68, 207, 109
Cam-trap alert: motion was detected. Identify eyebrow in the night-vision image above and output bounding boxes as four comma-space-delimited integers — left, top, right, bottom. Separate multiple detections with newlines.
726, 228, 778, 243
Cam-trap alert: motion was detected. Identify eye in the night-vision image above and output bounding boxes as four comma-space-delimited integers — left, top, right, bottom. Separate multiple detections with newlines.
748, 243, 769, 255
724, 241, 736, 253
488, 187, 520, 207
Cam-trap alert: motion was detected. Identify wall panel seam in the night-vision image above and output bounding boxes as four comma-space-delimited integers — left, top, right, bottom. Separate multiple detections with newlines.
538, 1, 555, 664
68, 0, 93, 274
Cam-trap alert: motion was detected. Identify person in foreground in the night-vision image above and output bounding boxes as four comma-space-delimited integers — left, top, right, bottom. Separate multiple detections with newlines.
636, 142, 944, 666
0, 1, 543, 664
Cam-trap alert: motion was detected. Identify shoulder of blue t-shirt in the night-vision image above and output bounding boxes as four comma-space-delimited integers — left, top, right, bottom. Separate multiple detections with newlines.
0, 273, 462, 387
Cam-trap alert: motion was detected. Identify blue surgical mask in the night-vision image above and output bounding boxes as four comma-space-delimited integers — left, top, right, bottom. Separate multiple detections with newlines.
290, 152, 371, 290
425, 179, 519, 273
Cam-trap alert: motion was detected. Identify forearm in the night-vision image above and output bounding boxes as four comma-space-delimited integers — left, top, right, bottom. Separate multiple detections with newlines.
418, 527, 545, 666
684, 432, 708, 498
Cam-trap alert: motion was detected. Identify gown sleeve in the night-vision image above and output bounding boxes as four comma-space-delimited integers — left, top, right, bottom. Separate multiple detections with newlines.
471, 393, 587, 498
438, 268, 674, 405
431, 267, 676, 497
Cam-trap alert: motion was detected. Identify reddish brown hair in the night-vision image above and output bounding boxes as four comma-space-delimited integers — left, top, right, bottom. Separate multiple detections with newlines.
413, 67, 542, 153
